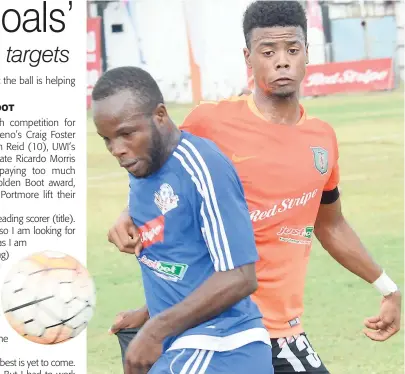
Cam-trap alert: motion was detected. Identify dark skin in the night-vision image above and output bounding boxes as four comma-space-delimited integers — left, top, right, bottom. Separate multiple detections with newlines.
107, 26, 401, 343
243, 26, 308, 125
93, 90, 258, 374
92, 90, 179, 179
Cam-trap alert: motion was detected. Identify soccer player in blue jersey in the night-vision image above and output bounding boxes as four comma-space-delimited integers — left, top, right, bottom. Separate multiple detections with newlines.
92, 66, 274, 374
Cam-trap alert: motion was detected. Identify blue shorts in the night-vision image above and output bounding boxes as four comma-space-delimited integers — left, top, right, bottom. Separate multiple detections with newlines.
149, 341, 274, 374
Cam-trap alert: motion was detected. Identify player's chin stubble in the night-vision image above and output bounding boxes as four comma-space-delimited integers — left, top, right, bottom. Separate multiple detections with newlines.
273, 90, 296, 99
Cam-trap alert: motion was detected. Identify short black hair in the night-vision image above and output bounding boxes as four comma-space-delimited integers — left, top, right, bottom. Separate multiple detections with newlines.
92, 66, 164, 114
243, 1, 307, 49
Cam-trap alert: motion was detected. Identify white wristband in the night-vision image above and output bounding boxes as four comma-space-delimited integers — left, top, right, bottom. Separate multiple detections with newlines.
372, 271, 398, 296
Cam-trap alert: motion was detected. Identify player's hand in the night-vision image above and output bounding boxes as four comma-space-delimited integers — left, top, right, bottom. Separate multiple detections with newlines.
124, 320, 163, 374
363, 290, 402, 341
109, 308, 149, 335
107, 210, 143, 255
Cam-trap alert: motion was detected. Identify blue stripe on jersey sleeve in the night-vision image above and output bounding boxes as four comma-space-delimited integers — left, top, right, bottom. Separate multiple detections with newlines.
174, 136, 259, 271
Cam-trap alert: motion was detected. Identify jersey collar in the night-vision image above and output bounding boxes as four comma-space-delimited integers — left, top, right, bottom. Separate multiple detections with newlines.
246, 94, 307, 126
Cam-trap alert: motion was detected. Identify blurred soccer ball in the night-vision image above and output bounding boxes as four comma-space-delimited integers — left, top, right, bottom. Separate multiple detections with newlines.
1, 250, 96, 344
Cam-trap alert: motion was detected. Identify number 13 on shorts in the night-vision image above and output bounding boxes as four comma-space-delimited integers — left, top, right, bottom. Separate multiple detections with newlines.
274, 334, 327, 373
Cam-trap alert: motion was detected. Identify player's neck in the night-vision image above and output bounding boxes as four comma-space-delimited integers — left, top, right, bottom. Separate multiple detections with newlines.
253, 90, 301, 126
161, 122, 181, 163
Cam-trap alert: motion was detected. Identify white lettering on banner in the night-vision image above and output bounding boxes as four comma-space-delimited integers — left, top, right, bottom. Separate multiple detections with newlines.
138, 216, 165, 247
141, 225, 163, 244
306, 69, 389, 87
250, 189, 318, 222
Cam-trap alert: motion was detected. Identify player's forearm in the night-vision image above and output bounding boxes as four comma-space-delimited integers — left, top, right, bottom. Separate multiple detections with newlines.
145, 264, 257, 341
315, 216, 382, 283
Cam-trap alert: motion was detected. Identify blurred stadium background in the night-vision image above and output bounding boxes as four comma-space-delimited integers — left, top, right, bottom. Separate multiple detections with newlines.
87, 0, 404, 104
86, 1, 404, 373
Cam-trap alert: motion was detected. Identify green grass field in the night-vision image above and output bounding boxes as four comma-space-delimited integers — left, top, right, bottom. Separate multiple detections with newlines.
87, 90, 404, 374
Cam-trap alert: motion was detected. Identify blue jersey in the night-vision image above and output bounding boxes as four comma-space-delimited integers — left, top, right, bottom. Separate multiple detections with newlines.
128, 131, 270, 352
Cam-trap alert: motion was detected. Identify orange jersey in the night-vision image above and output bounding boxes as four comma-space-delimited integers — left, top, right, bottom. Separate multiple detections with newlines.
179, 94, 340, 338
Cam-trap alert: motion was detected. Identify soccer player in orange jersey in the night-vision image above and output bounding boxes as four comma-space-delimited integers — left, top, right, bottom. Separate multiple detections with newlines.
106, 1, 401, 373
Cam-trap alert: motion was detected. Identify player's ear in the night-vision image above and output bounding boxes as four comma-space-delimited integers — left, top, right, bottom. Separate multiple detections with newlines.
243, 48, 252, 69
153, 104, 168, 126
305, 43, 309, 65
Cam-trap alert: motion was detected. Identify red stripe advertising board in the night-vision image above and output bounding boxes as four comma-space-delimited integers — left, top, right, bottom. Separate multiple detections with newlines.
87, 17, 102, 109
302, 58, 394, 97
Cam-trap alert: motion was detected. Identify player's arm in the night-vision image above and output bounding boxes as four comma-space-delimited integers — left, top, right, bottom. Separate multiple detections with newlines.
315, 196, 385, 284
314, 134, 401, 341
146, 266, 257, 341
107, 193, 148, 334
315, 196, 401, 341
108, 192, 142, 254
141, 152, 259, 342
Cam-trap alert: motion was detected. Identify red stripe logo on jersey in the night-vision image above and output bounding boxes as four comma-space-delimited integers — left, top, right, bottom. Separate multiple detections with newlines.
139, 216, 165, 247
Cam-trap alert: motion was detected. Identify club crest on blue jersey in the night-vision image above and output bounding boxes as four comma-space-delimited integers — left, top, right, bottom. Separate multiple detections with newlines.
154, 183, 179, 215
310, 147, 328, 175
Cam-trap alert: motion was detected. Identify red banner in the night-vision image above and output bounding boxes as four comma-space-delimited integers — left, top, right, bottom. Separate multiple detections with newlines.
302, 58, 394, 97
87, 18, 102, 109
